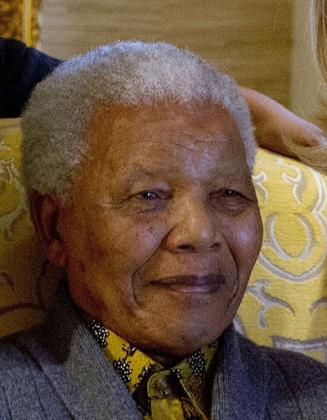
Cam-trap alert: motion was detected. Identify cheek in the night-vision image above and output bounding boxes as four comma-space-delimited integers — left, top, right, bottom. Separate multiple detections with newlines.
228, 211, 263, 273
85, 218, 167, 277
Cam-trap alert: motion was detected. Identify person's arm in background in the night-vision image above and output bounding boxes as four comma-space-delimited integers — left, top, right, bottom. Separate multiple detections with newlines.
0, 38, 62, 118
241, 87, 327, 173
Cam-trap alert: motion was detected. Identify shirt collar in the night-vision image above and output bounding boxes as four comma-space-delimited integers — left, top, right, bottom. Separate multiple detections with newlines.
87, 319, 219, 417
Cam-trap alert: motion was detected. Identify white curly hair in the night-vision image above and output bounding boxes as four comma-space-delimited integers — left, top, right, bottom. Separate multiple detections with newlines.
22, 41, 256, 203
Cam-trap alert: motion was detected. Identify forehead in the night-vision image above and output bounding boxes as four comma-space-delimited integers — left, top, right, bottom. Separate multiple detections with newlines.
84, 101, 248, 180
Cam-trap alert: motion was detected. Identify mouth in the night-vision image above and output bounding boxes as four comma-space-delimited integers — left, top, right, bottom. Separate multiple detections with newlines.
150, 274, 226, 294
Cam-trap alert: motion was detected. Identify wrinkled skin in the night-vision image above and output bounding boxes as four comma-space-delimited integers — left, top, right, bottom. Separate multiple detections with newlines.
33, 101, 263, 361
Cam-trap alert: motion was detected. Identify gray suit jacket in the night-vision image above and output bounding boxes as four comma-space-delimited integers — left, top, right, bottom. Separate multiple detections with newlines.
1, 286, 327, 420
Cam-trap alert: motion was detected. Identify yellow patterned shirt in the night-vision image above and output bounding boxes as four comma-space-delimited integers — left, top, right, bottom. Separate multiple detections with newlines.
87, 320, 219, 419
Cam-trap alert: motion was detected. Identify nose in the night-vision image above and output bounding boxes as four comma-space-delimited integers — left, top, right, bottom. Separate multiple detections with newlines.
164, 196, 221, 253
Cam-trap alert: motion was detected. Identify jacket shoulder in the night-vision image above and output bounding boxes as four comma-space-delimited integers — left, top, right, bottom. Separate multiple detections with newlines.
0, 332, 69, 419
0, 333, 32, 378
0, 334, 40, 417
237, 333, 327, 419
237, 332, 327, 377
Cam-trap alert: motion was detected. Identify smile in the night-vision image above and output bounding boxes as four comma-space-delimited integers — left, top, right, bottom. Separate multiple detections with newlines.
150, 274, 226, 294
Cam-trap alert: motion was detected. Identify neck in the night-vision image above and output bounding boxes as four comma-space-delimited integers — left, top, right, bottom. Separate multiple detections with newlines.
144, 350, 184, 367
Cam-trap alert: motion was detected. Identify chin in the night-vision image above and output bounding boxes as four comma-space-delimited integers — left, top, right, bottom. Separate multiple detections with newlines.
139, 323, 225, 360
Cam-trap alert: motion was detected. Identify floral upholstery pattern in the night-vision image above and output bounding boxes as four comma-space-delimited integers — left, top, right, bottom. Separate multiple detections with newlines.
237, 150, 327, 363
0, 0, 41, 46
1, 119, 327, 363
0, 119, 59, 337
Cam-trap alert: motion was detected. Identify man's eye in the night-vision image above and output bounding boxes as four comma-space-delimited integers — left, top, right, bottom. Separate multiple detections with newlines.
135, 190, 165, 200
210, 189, 246, 205
222, 189, 242, 198
211, 189, 242, 198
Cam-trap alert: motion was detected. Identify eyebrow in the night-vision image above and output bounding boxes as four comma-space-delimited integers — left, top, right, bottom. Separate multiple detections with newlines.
123, 165, 161, 183
121, 163, 250, 188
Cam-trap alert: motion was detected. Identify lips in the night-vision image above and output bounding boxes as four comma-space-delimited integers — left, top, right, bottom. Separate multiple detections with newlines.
150, 274, 226, 294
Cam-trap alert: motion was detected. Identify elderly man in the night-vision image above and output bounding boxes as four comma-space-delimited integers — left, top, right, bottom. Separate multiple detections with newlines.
1, 41, 327, 420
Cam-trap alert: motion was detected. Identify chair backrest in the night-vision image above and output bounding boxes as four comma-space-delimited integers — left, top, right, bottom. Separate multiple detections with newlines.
0, 119, 60, 337
238, 147, 327, 363
1, 119, 327, 362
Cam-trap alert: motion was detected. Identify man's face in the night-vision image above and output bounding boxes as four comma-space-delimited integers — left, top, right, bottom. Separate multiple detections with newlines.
56, 101, 262, 358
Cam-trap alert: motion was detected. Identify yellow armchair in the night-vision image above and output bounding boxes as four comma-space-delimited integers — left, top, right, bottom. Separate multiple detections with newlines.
1, 119, 327, 362
238, 148, 327, 363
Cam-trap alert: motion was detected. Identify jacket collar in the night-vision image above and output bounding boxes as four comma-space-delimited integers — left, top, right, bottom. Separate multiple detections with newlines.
18, 284, 142, 420
19, 283, 267, 420
211, 324, 268, 419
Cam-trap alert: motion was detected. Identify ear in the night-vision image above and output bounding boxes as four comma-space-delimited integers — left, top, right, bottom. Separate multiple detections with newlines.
30, 192, 66, 267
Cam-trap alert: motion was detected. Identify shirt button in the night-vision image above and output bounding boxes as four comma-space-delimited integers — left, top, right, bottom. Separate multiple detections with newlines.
150, 374, 173, 398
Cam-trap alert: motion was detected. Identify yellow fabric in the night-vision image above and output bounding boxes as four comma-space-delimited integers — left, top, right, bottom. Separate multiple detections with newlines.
147, 398, 184, 420
0, 0, 41, 46
238, 150, 327, 363
0, 119, 60, 337
1, 119, 327, 365
100, 327, 217, 419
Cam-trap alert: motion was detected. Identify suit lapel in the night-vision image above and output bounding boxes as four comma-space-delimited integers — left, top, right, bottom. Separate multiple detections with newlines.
19, 285, 142, 420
